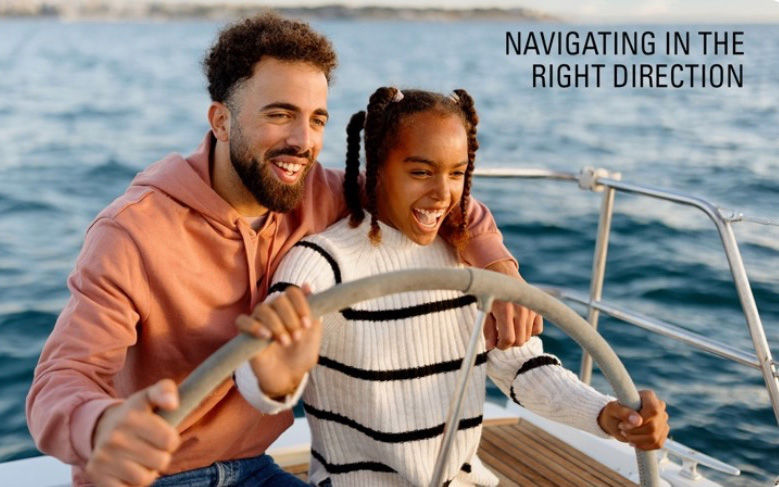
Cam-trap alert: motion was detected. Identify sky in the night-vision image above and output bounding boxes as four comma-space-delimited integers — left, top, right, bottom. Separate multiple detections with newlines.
150, 0, 779, 23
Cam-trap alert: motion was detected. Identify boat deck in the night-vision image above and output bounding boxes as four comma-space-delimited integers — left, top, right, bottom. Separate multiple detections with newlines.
283, 417, 638, 486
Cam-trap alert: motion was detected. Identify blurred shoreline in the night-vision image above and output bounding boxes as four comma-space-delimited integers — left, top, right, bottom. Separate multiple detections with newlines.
0, 2, 558, 21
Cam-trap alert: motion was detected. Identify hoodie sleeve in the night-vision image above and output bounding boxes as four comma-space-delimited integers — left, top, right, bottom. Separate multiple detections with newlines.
486, 337, 614, 438
26, 218, 150, 465
449, 197, 518, 270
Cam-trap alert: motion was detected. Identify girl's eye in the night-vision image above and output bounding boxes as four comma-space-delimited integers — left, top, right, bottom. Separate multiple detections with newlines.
452, 171, 465, 178
411, 170, 430, 177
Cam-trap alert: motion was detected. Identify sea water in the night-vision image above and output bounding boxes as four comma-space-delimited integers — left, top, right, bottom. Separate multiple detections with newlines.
0, 19, 777, 485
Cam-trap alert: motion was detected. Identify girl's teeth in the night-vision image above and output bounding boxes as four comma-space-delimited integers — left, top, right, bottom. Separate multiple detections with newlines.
415, 209, 444, 226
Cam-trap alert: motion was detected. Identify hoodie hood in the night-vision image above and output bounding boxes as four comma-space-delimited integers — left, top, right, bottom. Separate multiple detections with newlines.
130, 131, 250, 234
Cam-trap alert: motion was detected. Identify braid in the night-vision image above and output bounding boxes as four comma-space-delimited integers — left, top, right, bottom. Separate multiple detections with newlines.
345, 86, 478, 248
363, 87, 397, 243
344, 110, 366, 227
453, 88, 479, 246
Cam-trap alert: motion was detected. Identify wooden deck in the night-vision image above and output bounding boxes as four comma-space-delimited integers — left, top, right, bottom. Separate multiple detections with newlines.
477, 418, 637, 486
283, 418, 638, 486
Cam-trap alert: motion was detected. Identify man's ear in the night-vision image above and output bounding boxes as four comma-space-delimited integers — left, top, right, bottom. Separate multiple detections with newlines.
208, 101, 231, 142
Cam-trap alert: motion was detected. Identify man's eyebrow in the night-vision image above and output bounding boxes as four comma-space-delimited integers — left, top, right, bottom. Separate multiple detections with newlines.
261, 102, 299, 112
261, 102, 329, 119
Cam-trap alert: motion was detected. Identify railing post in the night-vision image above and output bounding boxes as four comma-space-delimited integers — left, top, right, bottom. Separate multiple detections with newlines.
715, 219, 779, 426
597, 177, 779, 425
580, 186, 617, 384
431, 296, 494, 487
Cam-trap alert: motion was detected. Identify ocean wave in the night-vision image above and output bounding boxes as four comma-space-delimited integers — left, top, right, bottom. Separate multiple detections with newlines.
0, 198, 57, 216
84, 158, 139, 180
740, 178, 779, 196
44, 105, 137, 122
0, 310, 58, 360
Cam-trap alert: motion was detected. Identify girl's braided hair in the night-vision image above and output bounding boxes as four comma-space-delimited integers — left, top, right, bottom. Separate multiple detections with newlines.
343, 87, 479, 248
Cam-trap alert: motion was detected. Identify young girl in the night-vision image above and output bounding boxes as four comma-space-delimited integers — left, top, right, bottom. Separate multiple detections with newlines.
234, 87, 669, 487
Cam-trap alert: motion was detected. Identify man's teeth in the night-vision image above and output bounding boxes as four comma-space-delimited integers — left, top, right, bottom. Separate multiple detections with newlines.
274, 161, 303, 174
415, 208, 445, 226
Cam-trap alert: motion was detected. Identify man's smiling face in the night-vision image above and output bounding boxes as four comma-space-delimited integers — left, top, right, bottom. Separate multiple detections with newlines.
227, 57, 329, 213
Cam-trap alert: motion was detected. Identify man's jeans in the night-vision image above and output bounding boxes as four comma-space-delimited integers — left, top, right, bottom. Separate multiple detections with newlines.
151, 453, 309, 487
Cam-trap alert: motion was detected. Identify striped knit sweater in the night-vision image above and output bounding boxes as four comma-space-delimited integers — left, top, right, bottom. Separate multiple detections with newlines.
236, 217, 612, 487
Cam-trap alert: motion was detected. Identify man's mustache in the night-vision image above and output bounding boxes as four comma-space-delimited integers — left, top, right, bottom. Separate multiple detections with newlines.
265, 146, 313, 163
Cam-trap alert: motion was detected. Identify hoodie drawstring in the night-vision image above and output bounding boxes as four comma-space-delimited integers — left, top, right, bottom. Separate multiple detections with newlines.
262, 215, 280, 299
237, 221, 259, 308
241, 213, 281, 309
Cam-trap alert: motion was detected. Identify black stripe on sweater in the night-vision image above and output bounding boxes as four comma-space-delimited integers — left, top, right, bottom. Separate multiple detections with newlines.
311, 448, 396, 475
510, 386, 523, 407
318, 352, 488, 382
267, 284, 474, 326
267, 241, 339, 296
341, 295, 477, 322
509, 355, 562, 406
309, 452, 471, 482
441, 463, 472, 487
267, 281, 293, 295
515, 355, 562, 378
279, 241, 475, 322
294, 241, 342, 284
303, 402, 483, 443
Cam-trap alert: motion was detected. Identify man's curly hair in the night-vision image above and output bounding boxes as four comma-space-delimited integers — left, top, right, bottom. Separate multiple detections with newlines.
203, 11, 337, 106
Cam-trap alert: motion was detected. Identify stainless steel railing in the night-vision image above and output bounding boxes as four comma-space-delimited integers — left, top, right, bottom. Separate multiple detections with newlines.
541, 287, 768, 372
473, 167, 779, 426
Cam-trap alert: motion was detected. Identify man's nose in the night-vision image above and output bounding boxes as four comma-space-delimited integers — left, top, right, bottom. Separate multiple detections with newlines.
285, 120, 313, 154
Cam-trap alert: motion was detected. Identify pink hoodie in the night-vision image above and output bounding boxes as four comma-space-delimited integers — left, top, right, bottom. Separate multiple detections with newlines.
26, 131, 514, 486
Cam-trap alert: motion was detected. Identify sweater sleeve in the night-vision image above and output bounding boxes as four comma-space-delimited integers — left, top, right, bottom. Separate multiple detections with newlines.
234, 362, 309, 415
486, 337, 614, 438
266, 240, 341, 296
26, 218, 150, 465
236, 239, 339, 413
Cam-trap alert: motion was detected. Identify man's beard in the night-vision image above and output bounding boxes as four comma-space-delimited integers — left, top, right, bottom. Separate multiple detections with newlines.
229, 126, 315, 214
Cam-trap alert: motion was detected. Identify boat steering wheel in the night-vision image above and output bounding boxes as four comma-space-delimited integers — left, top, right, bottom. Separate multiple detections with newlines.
159, 268, 660, 487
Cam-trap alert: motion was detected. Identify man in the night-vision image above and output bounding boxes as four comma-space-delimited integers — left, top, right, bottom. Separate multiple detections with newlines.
27, 12, 541, 487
